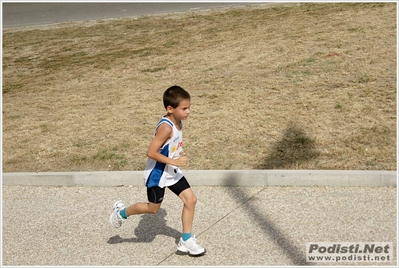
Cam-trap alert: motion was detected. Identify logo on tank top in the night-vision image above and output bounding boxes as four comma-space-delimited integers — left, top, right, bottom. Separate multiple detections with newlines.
171, 142, 183, 153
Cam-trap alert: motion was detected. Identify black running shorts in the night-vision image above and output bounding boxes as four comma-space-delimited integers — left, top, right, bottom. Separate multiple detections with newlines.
147, 176, 191, 204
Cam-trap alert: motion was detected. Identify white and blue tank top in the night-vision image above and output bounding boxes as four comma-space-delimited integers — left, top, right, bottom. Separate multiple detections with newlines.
143, 117, 184, 188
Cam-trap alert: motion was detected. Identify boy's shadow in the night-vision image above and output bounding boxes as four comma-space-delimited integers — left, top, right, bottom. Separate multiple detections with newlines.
107, 208, 181, 245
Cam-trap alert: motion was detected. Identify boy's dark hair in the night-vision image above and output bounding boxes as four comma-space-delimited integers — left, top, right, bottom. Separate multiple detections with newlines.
163, 85, 191, 109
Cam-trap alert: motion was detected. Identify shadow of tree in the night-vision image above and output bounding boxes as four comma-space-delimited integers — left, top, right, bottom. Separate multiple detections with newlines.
257, 123, 320, 169
224, 174, 312, 266
107, 208, 181, 244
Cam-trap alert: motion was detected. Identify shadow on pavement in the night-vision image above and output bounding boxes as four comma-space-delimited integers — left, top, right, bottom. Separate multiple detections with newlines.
257, 123, 320, 169
224, 174, 312, 266
107, 208, 181, 244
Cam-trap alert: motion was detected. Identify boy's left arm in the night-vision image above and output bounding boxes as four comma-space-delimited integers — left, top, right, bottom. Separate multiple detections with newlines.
147, 123, 188, 167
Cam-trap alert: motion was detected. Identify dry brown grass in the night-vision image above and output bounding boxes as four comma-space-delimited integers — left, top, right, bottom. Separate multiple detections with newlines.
2, 3, 396, 172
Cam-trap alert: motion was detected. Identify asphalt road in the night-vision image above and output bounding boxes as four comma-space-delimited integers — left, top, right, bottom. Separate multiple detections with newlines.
2, 2, 255, 28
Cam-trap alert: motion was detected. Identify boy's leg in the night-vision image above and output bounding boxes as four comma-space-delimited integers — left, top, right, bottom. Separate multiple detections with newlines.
125, 202, 161, 216
168, 177, 196, 234
110, 186, 164, 228
124, 186, 165, 216
169, 177, 206, 255
178, 187, 197, 234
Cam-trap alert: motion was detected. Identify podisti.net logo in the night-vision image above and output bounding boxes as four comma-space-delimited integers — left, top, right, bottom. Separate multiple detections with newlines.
306, 242, 393, 263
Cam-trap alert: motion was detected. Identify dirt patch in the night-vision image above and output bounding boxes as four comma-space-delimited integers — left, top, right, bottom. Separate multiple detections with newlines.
2, 3, 396, 172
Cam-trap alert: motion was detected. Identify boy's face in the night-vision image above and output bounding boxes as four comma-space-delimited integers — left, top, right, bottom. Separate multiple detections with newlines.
167, 99, 191, 120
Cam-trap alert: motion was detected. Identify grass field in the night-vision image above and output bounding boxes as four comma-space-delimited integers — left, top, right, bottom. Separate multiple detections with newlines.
2, 3, 396, 172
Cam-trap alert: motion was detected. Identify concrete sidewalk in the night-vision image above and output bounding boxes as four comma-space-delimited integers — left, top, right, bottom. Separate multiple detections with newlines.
2, 169, 397, 187
2, 184, 397, 266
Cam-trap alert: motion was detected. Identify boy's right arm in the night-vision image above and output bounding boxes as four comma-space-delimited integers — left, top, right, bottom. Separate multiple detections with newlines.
146, 123, 188, 167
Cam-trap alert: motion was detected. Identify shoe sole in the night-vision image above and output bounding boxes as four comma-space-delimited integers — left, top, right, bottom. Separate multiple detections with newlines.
177, 246, 206, 256
110, 212, 122, 228
110, 200, 124, 228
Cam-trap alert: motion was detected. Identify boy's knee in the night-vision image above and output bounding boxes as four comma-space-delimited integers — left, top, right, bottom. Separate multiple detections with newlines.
148, 208, 159, 214
148, 207, 160, 214
147, 203, 161, 214
185, 195, 197, 207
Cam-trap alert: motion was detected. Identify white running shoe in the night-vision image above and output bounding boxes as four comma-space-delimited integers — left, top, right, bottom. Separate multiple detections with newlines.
177, 235, 206, 256
110, 200, 125, 228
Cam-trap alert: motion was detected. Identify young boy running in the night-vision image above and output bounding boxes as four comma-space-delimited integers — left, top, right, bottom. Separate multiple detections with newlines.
110, 85, 206, 256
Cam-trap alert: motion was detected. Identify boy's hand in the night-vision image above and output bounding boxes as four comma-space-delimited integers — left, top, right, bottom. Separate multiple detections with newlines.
173, 156, 188, 167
